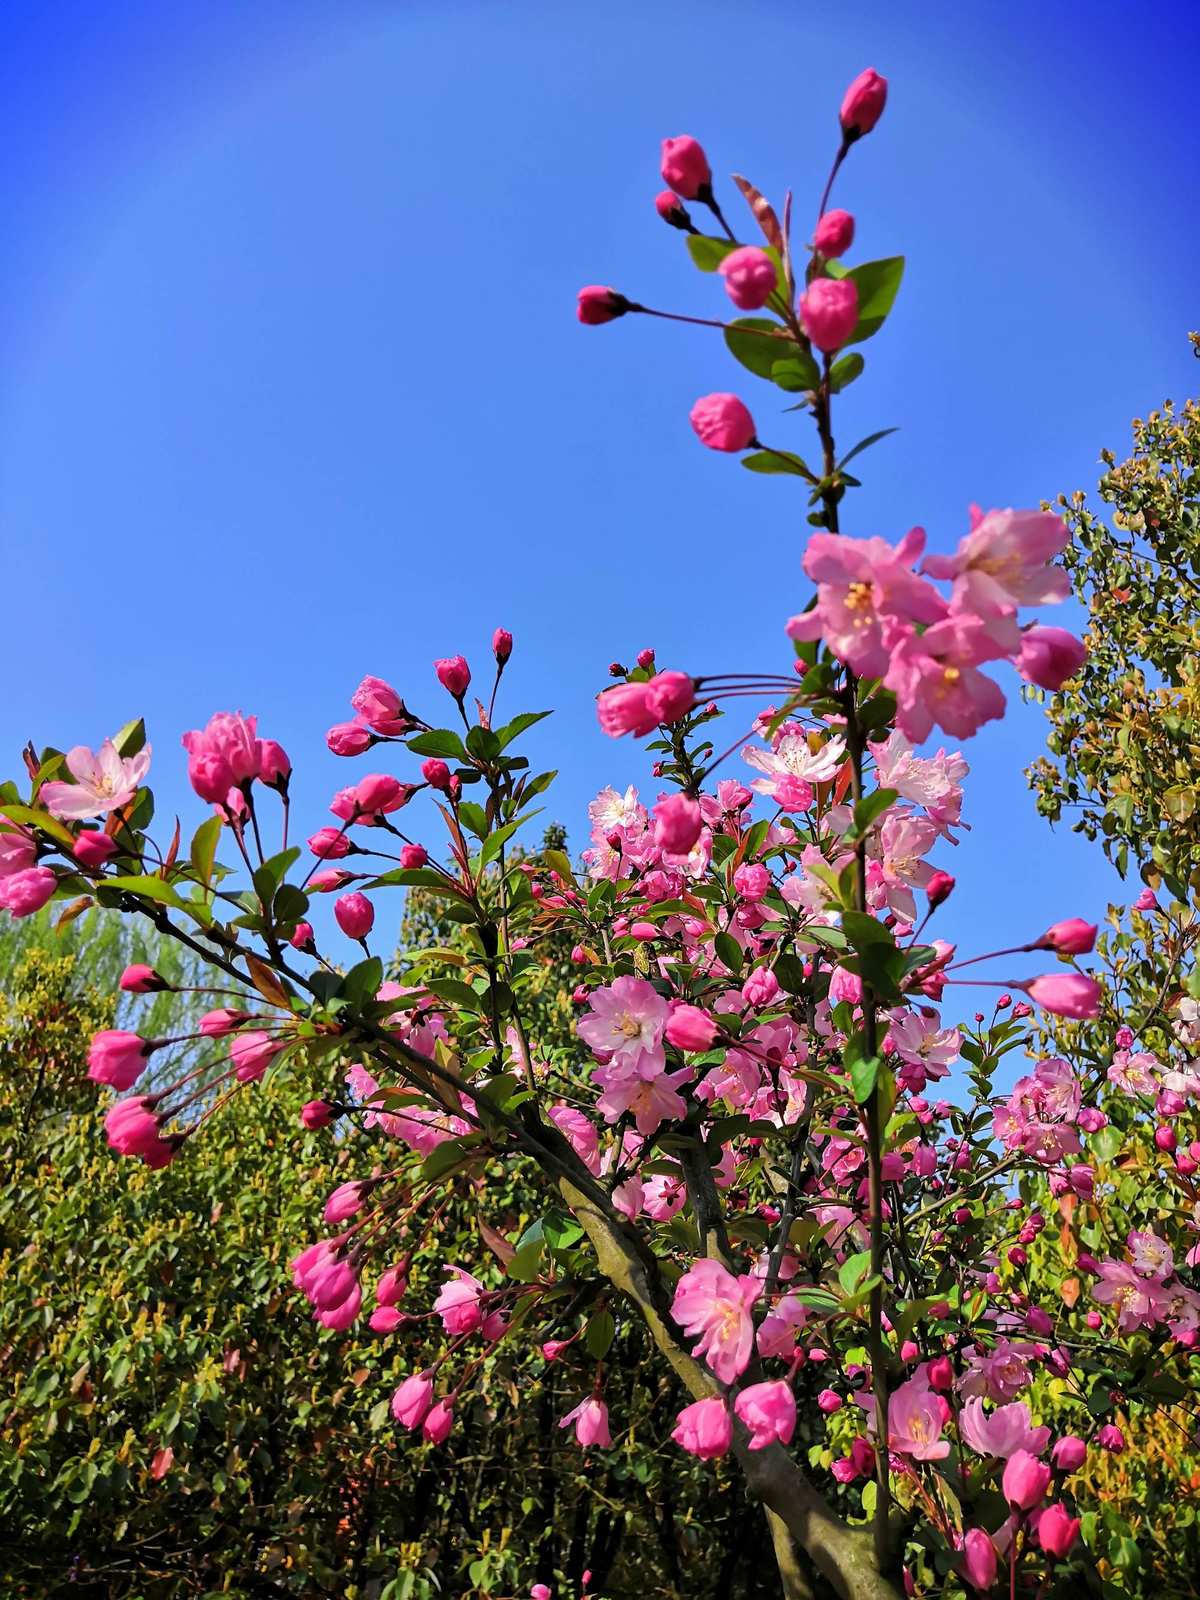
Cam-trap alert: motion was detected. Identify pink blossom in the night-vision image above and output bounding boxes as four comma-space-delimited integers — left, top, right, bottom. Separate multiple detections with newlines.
735, 1381, 796, 1449
434, 1267, 486, 1335
671, 1259, 762, 1383
690, 393, 756, 453
1017, 625, 1086, 690
301, 1099, 334, 1130
105, 1096, 173, 1164
182, 712, 261, 787
787, 528, 945, 678
351, 676, 411, 735
654, 793, 702, 854
229, 1030, 283, 1083
1036, 1502, 1080, 1558
961, 1528, 998, 1592
958, 1397, 1050, 1459
1021, 973, 1101, 1019
40, 740, 152, 819
887, 1373, 951, 1460
594, 1063, 692, 1135
559, 1396, 612, 1448
597, 683, 656, 738
923, 507, 1070, 619
577, 976, 668, 1074
1126, 1229, 1173, 1280
548, 1103, 601, 1174
1038, 917, 1097, 954
672, 1396, 732, 1458
645, 671, 696, 725
0, 825, 37, 878
1051, 1435, 1087, 1472
743, 729, 846, 802
1002, 1448, 1051, 1510
884, 616, 1007, 742
1091, 1259, 1166, 1333
327, 719, 373, 755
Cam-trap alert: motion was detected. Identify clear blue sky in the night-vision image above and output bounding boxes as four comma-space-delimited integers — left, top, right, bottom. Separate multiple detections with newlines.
2, 0, 1197, 982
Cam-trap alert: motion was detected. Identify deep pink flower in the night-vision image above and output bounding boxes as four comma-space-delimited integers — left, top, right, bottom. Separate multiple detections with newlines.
74, 831, 118, 868
120, 964, 167, 993
1022, 973, 1101, 1019
258, 740, 291, 788
718, 246, 778, 310
559, 1396, 612, 1448
301, 1099, 334, 1130
182, 712, 261, 786
188, 750, 236, 805
798, 277, 859, 353
577, 286, 630, 325
1038, 918, 1097, 955
735, 1381, 796, 1449
41, 740, 152, 819
335, 891, 375, 940
814, 209, 855, 259
672, 1396, 732, 1458
690, 393, 756, 453
1016, 625, 1086, 689
327, 719, 373, 756
104, 1096, 168, 1161
660, 135, 711, 199
655, 189, 692, 229
840, 68, 888, 140
597, 682, 656, 738
87, 1029, 153, 1090
961, 1528, 997, 1592
671, 1259, 762, 1383
654, 793, 702, 854
435, 655, 471, 698
492, 627, 513, 663
351, 676, 410, 735
422, 1399, 454, 1444
229, 1030, 284, 1083
1002, 1448, 1052, 1510
421, 759, 452, 791
0, 866, 58, 918
645, 671, 696, 724
665, 1004, 717, 1053
1051, 1435, 1087, 1472
1036, 1502, 1080, 1558
290, 921, 315, 951
434, 1267, 485, 1335
1096, 1424, 1124, 1452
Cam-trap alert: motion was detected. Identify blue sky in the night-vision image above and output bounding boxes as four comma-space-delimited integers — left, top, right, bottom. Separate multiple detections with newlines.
2, 0, 1197, 983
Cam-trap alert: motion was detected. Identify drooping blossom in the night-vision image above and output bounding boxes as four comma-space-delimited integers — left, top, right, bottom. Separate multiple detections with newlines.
672, 1396, 732, 1458
433, 1267, 486, 1335
734, 1381, 796, 1449
40, 740, 152, 819
671, 1259, 762, 1383
1090, 1259, 1167, 1333
958, 1397, 1050, 1459
559, 1396, 612, 1448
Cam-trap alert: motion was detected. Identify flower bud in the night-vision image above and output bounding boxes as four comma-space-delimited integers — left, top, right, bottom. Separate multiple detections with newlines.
655, 189, 693, 230
1022, 973, 1101, 1019
1051, 1435, 1087, 1472
258, 739, 291, 789
799, 277, 859, 353
492, 627, 513, 664
660, 135, 711, 199
1002, 1448, 1051, 1511
301, 1099, 334, 1130
1016, 625, 1086, 690
689, 393, 756, 452
74, 831, 119, 868
718, 245, 778, 310
646, 670, 696, 724
421, 759, 452, 791
334, 891, 375, 940
925, 870, 955, 909
1036, 1502, 1081, 1558
814, 209, 855, 259
961, 1528, 997, 1592
653, 793, 702, 855
577, 286, 631, 325
665, 1003, 717, 1053
434, 655, 471, 699
839, 68, 888, 141
290, 921, 315, 951
327, 720, 373, 756
400, 843, 429, 869
1037, 917, 1097, 955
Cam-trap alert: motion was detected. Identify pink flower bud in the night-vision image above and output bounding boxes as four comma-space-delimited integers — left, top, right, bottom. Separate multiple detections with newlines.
660, 135, 711, 199
655, 189, 693, 230
290, 921, 315, 952
324, 1180, 366, 1225
400, 843, 429, 869
925, 870, 955, 909
492, 627, 513, 664
334, 891, 375, 940
1038, 918, 1097, 955
301, 1098, 334, 1130
1155, 1125, 1178, 1153
0, 865, 58, 918
653, 793, 702, 855
199, 1007, 251, 1037
229, 1029, 283, 1083
376, 1264, 408, 1306
421, 758, 452, 791
74, 831, 118, 868
734, 1380, 796, 1449
577, 285, 630, 325
927, 1355, 954, 1391
435, 655, 471, 698
646, 671, 696, 725
308, 826, 353, 859
1016, 625, 1086, 690
187, 750, 236, 805
961, 1528, 997, 1592
119, 963, 168, 993
1134, 888, 1158, 911
817, 1388, 843, 1413
799, 277, 859, 353
1096, 1424, 1124, 1452
369, 1305, 404, 1332
258, 739, 291, 788
352, 676, 411, 735
665, 1004, 717, 1053
87, 1029, 153, 1090
672, 1396, 732, 1459
742, 967, 780, 1007
814, 209, 855, 258
1022, 973, 1101, 1019
718, 245, 778, 310
1002, 1448, 1052, 1510
1051, 1435, 1087, 1472
326, 719, 373, 756
391, 1372, 434, 1430
689, 393, 756, 452
1036, 1502, 1081, 1558
839, 68, 888, 140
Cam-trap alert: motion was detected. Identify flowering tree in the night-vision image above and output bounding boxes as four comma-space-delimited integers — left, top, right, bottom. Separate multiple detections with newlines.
3, 70, 1197, 1600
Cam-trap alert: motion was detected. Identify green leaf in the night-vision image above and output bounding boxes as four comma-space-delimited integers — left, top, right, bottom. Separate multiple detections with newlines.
742, 450, 815, 479
423, 977, 485, 1013
102, 874, 187, 911
466, 725, 501, 762
827, 352, 864, 393
111, 717, 146, 757
342, 956, 383, 1005
850, 1054, 880, 1104
480, 815, 533, 867
585, 1310, 616, 1359
506, 1237, 545, 1283
687, 234, 740, 272
494, 710, 551, 750
773, 953, 809, 994
406, 729, 468, 760
0, 803, 76, 848
189, 816, 222, 887
851, 788, 899, 834
458, 800, 489, 839
844, 257, 905, 344
841, 910, 894, 950
838, 428, 899, 469
421, 1137, 478, 1182
714, 930, 744, 973
772, 351, 822, 391
838, 1249, 872, 1294
722, 317, 797, 382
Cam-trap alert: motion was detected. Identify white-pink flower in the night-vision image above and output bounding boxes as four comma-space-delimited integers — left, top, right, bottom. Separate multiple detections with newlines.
887, 1373, 951, 1460
577, 976, 668, 1076
958, 1397, 1050, 1459
40, 740, 151, 819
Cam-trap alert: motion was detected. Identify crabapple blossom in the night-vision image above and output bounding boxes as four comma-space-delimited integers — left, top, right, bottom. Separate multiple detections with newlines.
671, 1259, 762, 1383
689, 394, 756, 453
40, 740, 152, 819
